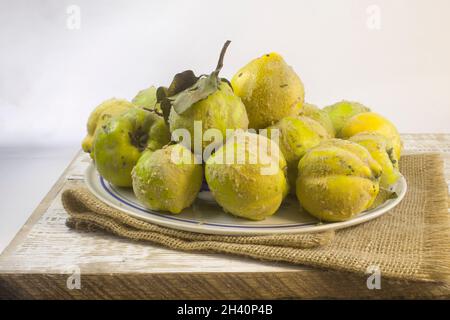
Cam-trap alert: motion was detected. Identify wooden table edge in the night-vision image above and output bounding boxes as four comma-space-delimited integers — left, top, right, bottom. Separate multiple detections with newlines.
1, 270, 449, 299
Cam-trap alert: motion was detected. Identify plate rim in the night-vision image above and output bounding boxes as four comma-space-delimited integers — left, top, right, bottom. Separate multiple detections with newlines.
84, 163, 407, 235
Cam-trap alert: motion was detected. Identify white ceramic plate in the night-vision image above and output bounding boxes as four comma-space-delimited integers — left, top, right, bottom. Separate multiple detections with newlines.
85, 163, 407, 235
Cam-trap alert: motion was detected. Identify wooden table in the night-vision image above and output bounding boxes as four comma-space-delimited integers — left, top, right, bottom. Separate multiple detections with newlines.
1, 134, 449, 299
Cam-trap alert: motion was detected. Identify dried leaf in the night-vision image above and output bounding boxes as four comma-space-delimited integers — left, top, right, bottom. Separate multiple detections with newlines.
169, 74, 220, 114
156, 86, 168, 102
155, 87, 170, 124
370, 188, 398, 209
167, 70, 199, 96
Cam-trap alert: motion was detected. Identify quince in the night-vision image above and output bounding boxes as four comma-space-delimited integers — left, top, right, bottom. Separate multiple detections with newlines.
340, 112, 403, 160
92, 108, 170, 187
81, 98, 134, 154
268, 115, 330, 192
132, 145, 203, 214
296, 139, 382, 222
132, 85, 158, 110
156, 42, 248, 154
205, 132, 288, 220
349, 132, 400, 188
299, 103, 335, 137
168, 81, 248, 152
231, 52, 305, 129
323, 100, 370, 135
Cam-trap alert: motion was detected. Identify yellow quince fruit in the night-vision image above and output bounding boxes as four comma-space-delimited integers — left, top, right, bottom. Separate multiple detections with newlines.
340, 112, 403, 160
296, 139, 382, 222
323, 100, 371, 136
231, 52, 305, 129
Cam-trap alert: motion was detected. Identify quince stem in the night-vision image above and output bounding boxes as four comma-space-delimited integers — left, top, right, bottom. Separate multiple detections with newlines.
212, 40, 231, 78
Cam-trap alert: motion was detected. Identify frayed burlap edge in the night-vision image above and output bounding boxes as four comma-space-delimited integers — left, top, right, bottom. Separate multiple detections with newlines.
417, 155, 450, 282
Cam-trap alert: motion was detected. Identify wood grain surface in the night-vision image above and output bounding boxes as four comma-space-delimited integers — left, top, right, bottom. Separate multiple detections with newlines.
0, 134, 449, 299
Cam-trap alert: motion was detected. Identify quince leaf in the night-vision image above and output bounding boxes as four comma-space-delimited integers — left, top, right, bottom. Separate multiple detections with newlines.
156, 40, 231, 117
156, 70, 201, 121
169, 74, 220, 115
167, 70, 199, 96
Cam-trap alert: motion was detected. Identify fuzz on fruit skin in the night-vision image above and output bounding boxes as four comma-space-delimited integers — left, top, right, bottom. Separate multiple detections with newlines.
268, 115, 330, 192
349, 132, 400, 188
132, 145, 203, 214
169, 81, 249, 153
82, 98, 134, 154
298, 103, 335, 137
340, 112, 403, 160
323, 100, 371, 136
205, 132, 289, 221
231, 52, 305, 129
296, 139, 382, 222
93, 108, 170, 187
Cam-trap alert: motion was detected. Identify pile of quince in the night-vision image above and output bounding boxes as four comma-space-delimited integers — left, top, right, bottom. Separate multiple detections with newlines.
82, 41, 402, 222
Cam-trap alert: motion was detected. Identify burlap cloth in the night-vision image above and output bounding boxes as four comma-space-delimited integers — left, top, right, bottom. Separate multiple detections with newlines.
62, 153, 450, 282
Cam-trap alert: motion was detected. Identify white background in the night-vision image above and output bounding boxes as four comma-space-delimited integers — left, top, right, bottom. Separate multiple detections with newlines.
0, 0, 449, 251
1, 0, 450, 148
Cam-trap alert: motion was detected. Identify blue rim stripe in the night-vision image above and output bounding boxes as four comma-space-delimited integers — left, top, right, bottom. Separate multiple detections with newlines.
100, 177, 320, 229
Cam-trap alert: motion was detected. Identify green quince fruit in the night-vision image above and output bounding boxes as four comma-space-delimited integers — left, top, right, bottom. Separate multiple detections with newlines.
168, 81, 248, 152
296, 139, 382, 222
323, 100, 371, 136
82, 98, 134, 154
205, 131, 289, 220
156, 41, 249, 154
132, 85, 162, 113
298, 103, 335, 137
132, 145, 203, 214
268, 115, 330, 192
92, 108, 170, 187
231, 52, 305, 129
